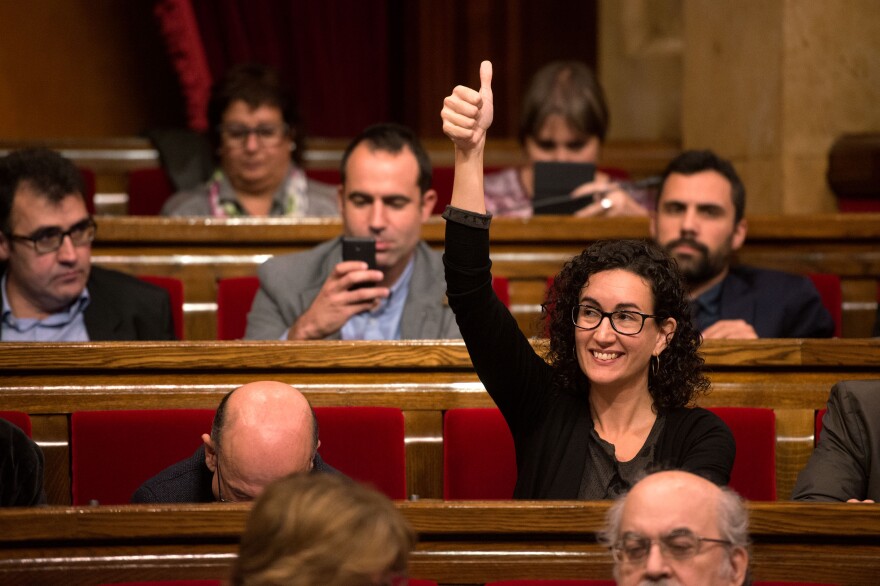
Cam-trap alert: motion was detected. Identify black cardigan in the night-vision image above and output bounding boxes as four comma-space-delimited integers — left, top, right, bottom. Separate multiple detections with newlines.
443, 211, 734, 499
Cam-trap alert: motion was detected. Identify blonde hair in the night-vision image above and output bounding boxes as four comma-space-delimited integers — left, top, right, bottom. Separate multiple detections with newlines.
230, 473, 416, 586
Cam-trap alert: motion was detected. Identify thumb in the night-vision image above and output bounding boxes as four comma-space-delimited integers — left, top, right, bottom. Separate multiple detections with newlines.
479, 60, 493, 93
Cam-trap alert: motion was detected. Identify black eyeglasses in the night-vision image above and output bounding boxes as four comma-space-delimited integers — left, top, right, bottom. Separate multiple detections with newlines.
7, 218, 96, 254
216, 458, 237, 503
571, 304, 658, 335
219, 123, 289, 147
611, 530, 733, 564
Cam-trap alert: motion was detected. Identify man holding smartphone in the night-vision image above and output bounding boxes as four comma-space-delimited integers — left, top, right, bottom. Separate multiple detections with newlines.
245, 123, 460, 341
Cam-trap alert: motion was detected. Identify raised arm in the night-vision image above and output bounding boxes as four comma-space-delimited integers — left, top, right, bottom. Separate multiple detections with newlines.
440, 60, 494, 213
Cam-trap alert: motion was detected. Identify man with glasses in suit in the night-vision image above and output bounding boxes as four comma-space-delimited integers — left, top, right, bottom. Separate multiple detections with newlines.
0, 148, 173, 341
600, 470, 750, 585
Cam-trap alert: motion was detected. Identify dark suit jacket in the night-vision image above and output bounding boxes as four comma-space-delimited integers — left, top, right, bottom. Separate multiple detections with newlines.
792, 380, 880, 502
131, 444, 337, 503
1, 265, 174, 341
715, 265, 834, 338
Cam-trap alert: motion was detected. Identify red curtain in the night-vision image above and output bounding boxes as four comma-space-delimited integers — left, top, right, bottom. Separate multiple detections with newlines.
156, 0, 390, 138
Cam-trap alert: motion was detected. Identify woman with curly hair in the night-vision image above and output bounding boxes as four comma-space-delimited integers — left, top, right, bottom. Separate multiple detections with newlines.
439, 62, 734, 499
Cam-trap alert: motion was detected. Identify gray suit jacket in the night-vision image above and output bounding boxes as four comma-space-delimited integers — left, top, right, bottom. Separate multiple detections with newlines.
244, 237, 461, 340
792, 380, 880, 501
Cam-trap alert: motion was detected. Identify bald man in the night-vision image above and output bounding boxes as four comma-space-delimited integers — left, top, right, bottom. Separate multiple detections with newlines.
132, 381, 335, 503
600, 470, 750, 586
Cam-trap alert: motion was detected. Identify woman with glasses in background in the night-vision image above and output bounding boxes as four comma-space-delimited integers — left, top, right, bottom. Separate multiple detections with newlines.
483, 60, 652, 218
440, 61, 733, 499
162, 64, 338, 218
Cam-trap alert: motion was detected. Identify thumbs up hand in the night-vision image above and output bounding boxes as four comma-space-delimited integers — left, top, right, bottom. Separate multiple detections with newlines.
441, 60, 494, 153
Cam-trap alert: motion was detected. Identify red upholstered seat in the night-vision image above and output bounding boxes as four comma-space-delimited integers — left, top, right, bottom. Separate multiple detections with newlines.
71, 409, 214, 505
99, 582, 222, 586
216, 276, 261, 340
304, 167, 341, 186
138, 275, 185, 340
78, 166, 96, 214
815, 407, 828, 445
486, 580, 614, 586
708, 407, 777, 500
492, 275, 510, 308
807, 273, 842, 337
313, 407, 407, 500
443, 408, 516, 500
127, 167, 175, 216
0, 411, 32, 437
754, 582, 839, 586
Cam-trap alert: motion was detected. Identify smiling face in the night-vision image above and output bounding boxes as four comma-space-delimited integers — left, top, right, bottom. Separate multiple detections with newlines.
338, 143, 436, 287
218, 100, 293, 196
574, 269, 675, 395
0, 186, 91, 319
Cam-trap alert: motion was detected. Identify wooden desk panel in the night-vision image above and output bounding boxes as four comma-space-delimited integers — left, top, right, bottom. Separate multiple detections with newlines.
0, 502, 878, 586
1, 340, 878, 504
89, 214, 880, 339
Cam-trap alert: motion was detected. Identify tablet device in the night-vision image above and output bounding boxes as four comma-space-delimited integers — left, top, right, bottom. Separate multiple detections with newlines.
532, 161, 596, 215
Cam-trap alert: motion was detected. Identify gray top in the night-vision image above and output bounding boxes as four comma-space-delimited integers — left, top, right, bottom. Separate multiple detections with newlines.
161, 167, 339, 217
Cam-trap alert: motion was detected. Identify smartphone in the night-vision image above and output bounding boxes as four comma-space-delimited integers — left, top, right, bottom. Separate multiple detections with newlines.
342, 237, 377, 290
532, 161, 597, 215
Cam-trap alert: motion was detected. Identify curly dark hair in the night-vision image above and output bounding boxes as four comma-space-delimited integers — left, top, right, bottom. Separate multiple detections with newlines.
544, 239, 709, 410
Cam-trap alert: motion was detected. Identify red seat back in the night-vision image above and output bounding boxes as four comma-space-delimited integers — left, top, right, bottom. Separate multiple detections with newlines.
754, 582, 839, 586
79, 166, 96, 215
492, 275, 510, 308
807, 273, 842, 337
443, 408, 517, 500
304, 168, 341, 186
708, 407, 777, 500
0, 411, 32, 437
71, 409, 214, 505
138, 275, 185, 340
216, 276, 261, 340
815, 407, 828, 445
313, 407, 406, 500
99, 582, 222, 586
127, 167, 175, 216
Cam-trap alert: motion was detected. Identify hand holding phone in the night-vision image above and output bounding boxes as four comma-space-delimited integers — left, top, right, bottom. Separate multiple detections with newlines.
342, 237, 378, 290
532, 161, 597, 215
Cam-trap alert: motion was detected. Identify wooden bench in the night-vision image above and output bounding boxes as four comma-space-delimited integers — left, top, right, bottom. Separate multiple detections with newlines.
1, 339, 878, 505
0, 501, 878, 585
0, 137, 677, 196
88, 214, 880, 340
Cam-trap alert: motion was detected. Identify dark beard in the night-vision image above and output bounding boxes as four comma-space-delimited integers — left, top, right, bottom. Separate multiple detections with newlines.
665, 237, 728, 289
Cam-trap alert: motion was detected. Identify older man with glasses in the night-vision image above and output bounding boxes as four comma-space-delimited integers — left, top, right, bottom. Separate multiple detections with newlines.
600, 470, 750, 586
0, 148, 174, 341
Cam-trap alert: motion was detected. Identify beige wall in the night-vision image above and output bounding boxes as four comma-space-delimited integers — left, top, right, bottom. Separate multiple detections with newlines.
602, 0, 880, 214
599, 0, 683, 141
683, 0, 880, 213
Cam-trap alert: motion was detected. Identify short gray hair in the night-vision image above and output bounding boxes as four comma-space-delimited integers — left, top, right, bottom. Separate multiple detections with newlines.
597, 481, 750, 581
